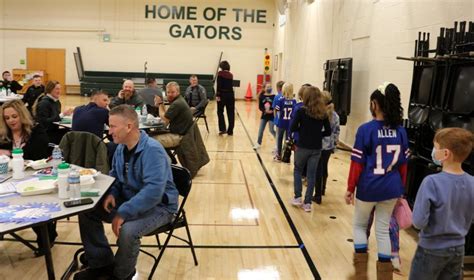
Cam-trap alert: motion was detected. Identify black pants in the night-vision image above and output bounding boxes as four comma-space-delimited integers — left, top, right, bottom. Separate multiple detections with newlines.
32, 222, 58, 255
314, 149, 332, 197
217, 94, 235, 134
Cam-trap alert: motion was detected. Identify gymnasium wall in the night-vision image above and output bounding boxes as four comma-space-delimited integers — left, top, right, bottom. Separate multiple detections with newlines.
0, 0, 275, 98
0, 0, 4, 71
272, 0, 474, 145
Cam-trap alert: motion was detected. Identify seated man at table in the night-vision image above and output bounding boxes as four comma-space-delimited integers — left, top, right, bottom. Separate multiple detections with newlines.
109, 80, 144, 109
72, 90, 110, 138
0, 71, 23, 94
23, 74, 45, 113
74, 105, 178, 280
185, 75, 208, 116
154, 81, 194, 148
138, 77, 162, 116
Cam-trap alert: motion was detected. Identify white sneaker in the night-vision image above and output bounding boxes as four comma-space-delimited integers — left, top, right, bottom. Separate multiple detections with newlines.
253, 144, 261, 150
302, 203, 312, 212
291, 197, 303, 206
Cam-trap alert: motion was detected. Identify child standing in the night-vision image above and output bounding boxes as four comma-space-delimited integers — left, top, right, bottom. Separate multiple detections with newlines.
274, 83, 296, 161
254, 83, 276, 150
409, 127, 474, 280
345, 83, 408, 280
290, 86, 331, 212
313, 91, 340, 203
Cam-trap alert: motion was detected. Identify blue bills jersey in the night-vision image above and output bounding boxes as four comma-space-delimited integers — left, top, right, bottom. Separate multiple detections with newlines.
351, 120, 409, 202
274, 98, 296, 129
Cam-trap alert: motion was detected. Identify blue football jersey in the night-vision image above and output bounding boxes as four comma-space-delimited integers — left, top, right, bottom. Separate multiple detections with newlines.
290, 102, 303, 143
351, 120, 409, 202
275, 98, 296, 129
272, 93, 283, 126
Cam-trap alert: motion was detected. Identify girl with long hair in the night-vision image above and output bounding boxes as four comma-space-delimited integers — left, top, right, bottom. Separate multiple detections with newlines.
313, 91, 340, 203
274, 82, 296, 161
345, 83, 408, 279
290, 86, 331, 212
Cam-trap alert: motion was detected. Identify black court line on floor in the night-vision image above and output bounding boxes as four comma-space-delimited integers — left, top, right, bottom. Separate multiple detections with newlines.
2, 238, 300, 250
236, 109, 322, 280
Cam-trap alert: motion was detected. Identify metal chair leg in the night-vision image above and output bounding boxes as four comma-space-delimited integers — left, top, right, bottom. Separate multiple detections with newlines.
148, 228, 175, 280
155, 234, 162, 249
203, 116, 209, 133
184, 216, 198, 265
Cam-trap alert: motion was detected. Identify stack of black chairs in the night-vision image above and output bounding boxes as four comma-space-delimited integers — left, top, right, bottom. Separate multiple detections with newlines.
399, 21, 474, 258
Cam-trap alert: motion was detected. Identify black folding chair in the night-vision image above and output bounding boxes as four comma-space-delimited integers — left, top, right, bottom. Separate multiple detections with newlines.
139, 165, 198, 279
193, 102, 209, 133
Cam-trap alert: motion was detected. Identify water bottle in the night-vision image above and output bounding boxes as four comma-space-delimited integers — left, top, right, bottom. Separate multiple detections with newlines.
51, 145, 63, 176
57, 162, 70, 199
0, 87, 6, 96
12, 148, 25, 180
142, 104, 147, 116
6, 88, 11, 96
135, 106, 141, 117
68, 168, 81, 199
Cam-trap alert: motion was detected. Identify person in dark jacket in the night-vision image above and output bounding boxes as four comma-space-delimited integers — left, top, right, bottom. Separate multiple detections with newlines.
72, 90, 109, 138
23, 74, 45, 112
185, 75, 208, 116
109, 80, 144, 109
0, 99, 57, 256
290, 86, 331, 213
0, 71, 23, 94
216, 60, 235, 135
34, 80, 73, 144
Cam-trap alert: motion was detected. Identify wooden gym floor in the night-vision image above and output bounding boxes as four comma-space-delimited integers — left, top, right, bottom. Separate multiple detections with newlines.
0, 96, 443, 279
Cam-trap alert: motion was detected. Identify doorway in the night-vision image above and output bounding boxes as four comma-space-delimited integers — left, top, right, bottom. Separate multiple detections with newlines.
27, 48, 66, 91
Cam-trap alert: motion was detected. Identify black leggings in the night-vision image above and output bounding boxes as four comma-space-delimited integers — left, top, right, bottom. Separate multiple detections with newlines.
314, 149, 332, 197
217, 94, 235, 134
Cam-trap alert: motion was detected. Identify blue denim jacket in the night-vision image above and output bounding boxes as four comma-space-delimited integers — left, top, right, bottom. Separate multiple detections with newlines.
109, 130, 179, 220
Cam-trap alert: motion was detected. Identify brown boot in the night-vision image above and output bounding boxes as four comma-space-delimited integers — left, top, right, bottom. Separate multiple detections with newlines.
349, 253, 368, 280
376, 261, 393, 280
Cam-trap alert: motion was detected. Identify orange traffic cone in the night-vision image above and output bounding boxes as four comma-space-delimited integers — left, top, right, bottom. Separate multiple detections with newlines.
245, 82, 253, 101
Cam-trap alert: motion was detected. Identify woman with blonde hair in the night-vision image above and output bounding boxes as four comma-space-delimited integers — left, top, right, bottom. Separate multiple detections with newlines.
0, 100, 49, 159
290, 86, 331, 212
0, 99, 56, 256
274, 82, 296, 161
312, 91, 340, 204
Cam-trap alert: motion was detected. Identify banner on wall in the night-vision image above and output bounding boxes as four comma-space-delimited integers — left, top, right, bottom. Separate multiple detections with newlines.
144, 4, 268, 40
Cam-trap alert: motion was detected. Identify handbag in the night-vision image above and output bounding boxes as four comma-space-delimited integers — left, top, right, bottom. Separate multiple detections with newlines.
281, 138, 294, 163
394, 198, 413, 229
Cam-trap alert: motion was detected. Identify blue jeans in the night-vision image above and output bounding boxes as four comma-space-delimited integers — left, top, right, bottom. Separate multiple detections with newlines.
409, 245, 464, 280
257, 119, 276, 145
293, 147, 321, 204
78, 201, 174, 279
276, 127, 287, 156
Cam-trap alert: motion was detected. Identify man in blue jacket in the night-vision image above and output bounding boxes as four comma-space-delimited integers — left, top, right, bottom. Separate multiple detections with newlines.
74, 105, 179, 280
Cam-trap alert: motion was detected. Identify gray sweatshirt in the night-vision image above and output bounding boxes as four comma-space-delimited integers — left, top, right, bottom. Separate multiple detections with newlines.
413, 171, 474, 249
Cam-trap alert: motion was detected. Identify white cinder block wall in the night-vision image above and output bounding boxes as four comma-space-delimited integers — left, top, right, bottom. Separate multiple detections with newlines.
272, 0, 474, 146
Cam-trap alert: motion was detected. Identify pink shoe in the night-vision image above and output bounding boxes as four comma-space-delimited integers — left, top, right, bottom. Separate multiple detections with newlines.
302, 203, 312, 212
291, 197, 303, 206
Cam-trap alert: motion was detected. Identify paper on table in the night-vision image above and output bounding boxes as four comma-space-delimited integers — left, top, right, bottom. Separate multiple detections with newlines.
0, 182, 16, 195
0, 178, 39, 195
